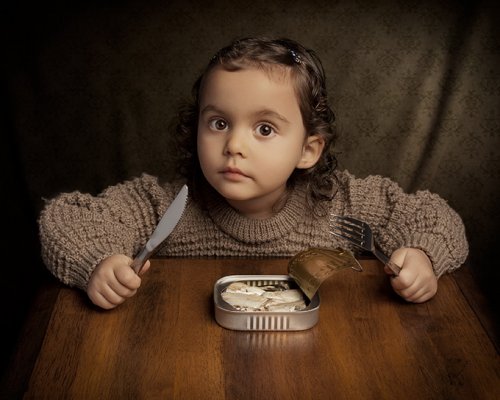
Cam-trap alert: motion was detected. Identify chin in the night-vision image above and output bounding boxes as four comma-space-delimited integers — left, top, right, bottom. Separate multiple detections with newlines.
218, 190, 249, 202
212, 185, 251, 202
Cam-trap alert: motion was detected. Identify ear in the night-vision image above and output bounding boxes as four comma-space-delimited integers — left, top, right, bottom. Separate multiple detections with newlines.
296, 134, 325, 169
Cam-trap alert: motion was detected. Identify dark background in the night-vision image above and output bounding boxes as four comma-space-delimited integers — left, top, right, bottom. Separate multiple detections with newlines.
2, 0, 499, 383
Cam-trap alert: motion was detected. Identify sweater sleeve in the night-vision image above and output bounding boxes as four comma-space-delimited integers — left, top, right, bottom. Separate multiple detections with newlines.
38, 174, 171, 290
337, 171, 469, 277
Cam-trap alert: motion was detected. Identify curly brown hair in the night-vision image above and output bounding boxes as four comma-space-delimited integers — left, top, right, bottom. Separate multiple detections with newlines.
172, 36, 338, 215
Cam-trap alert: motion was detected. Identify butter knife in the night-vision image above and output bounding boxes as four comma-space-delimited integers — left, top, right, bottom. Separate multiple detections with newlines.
131, 184, 188, 273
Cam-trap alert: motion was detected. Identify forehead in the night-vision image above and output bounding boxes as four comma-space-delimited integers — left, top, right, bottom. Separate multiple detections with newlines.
199, 66, 300, 115
201, 63, 293, 88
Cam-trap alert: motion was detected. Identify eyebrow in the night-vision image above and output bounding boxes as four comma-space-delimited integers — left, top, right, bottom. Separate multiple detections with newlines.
200, 105, 223, 115
200, 105, 290, 124
255, 109, 290, 124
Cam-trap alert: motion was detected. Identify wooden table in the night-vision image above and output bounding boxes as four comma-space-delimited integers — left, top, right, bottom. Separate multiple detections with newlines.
3, 258, 500, 399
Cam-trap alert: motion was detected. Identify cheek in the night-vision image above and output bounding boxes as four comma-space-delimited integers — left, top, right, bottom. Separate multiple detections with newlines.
255, 145, 303, 175
197, 136, 208, 166
197, 133, 219, 169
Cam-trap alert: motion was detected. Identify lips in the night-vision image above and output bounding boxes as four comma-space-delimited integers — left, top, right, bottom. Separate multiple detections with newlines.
223, 167, 245, 175
220, 166, 250, 180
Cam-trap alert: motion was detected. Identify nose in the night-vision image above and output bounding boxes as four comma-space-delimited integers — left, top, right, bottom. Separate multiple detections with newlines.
224, 128, 246, 157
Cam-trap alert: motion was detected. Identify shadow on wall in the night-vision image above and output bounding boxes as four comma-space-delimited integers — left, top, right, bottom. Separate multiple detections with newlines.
1, 102, 49, 378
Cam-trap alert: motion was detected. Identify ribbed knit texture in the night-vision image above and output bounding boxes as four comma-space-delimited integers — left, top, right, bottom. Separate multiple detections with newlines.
38, 171, 469, 290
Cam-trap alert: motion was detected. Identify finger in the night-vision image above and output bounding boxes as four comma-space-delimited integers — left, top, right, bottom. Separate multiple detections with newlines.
410, 290, 435, 303
114, 266, 142, 290
138, 260, 151, 275
397, 284, 426, 302
384, 261, 402, 277
383, 264, 394, 275
91, 267, 138, 298
399, 287, 430, 303
407, 281, 438, 303
390, 270, 417, 291
107, 280, 138, 298
106, 270, 139, 297
97, 284, 129, 307
389, 249, 407, 269
88, 290, 121, 310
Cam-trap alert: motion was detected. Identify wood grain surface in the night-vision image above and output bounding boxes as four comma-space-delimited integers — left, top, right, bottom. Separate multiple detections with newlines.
11, 258, 500, 399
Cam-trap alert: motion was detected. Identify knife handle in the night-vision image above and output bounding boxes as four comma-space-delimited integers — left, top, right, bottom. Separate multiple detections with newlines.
130, 247, 152, 274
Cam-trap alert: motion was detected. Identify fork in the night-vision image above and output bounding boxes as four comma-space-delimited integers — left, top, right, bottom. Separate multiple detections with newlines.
329, 214, 402, 276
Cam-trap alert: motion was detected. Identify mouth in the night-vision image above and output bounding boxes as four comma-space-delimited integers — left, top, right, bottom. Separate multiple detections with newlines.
220, 167, 250, 180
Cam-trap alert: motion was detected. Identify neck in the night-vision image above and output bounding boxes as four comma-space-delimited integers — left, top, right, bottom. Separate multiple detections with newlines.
226, 189, 289, 219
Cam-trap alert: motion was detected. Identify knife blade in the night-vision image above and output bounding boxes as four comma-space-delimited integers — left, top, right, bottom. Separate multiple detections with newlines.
130, 184, 188, 273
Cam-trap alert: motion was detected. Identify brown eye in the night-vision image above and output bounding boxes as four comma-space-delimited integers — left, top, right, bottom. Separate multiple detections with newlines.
257, 124, 275, 137
209, 119, 228, 131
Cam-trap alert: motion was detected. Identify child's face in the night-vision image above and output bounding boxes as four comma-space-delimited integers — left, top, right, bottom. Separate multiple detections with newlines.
197, 66, 317, 218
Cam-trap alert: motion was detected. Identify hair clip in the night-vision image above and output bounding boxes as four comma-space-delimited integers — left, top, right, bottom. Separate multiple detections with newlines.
290, 50, 301, 64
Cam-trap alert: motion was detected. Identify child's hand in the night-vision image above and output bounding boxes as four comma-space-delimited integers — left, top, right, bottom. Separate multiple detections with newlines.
384, 248, 438, 303
86, 254, 151, 309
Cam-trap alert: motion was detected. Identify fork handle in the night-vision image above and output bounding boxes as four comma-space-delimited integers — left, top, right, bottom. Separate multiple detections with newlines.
385, 260, 402, 276
373, 248, 401, 276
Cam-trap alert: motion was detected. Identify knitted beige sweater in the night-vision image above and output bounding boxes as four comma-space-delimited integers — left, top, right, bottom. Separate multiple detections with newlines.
39, 170, 468, 290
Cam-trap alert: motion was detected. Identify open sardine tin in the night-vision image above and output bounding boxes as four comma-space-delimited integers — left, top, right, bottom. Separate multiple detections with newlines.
214, 275, 320, 331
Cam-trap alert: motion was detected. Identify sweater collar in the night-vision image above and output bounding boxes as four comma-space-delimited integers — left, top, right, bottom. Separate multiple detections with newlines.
206, 184, 307, 243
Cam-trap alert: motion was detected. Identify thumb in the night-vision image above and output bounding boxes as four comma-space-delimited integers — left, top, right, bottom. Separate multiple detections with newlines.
383, 248, 407, 276
138, 260, 151, 275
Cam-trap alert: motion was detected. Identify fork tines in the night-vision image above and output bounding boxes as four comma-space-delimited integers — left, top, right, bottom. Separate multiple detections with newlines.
329, 214, 366, 244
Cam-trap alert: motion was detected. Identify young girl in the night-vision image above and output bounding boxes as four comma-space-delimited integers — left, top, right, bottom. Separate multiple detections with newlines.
39, 37, 468, 310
